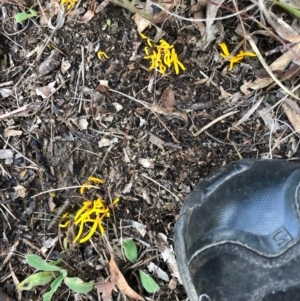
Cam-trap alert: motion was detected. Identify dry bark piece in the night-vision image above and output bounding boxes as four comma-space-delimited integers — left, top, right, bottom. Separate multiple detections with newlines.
38, 50, 62, 77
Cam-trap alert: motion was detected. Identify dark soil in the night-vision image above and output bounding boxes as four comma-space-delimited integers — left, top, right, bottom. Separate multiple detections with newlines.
0, 0, 299, 300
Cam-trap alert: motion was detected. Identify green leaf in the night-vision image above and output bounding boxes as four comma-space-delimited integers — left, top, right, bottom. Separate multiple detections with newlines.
273, 1, 300, 18
139, 270, 160, 293
26, 254, 62, 272
43, 275, 64, 301
15, 9, 38, 23
64, 277, 94, 294
60, 269, 68, 278
122, 238, 137, 263
18, 272, 57, 291
63, 237, 69, 250
106, 19, 111, 26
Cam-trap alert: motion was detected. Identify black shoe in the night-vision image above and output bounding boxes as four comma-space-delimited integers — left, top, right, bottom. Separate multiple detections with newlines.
174, 159, 300, 301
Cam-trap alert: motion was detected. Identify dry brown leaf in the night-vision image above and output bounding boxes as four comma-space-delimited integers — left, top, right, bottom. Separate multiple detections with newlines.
0, 149, 13, 160
271, 13, 300, 43
0, 87, 12, 98
146, 103, 188, 126
79, 1, 96, 22
36, 81, 56, 99
95, 280, 115, 301
258, 106, 280, 132
161, 87, 176, 112
14, 185, 28, 199
249, 41, 300, 90
78, 118, 89, 130
149, 134, 164, 149
206, 0, 224, 33
139, 158, 154, 169
110, 256, 144, 300
258, 0, 300, 43
282, 99, 300, 133
95, 83, 111, 97
156, 233, 182, 284
40, 0, 60, 26
132, 0, 175, 31
132, 13, 151, 33
96, 255, 144, 301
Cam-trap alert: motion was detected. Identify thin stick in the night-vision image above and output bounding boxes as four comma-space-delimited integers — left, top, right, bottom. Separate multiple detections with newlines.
193, 111, 239, 136
152, 2, 256, 23
141, 173, 179, 202
247, 36, 300, 101
31, 185, 100, 198
0, 105, 28, 120
109, 88, 180, 143
47, 199, 70, 230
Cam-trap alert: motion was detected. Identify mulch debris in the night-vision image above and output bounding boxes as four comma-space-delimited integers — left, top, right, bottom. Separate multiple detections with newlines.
1, 0, 300, 300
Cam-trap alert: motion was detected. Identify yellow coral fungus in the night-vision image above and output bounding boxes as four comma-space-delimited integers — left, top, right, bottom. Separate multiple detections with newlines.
88, 176, 104, 184
80, 176, 104, 194
60, 177, 120, 243
219, 42, 256, 70
140, 33, 185, 75
61, 0, 78, 10
97, 51, 109, 60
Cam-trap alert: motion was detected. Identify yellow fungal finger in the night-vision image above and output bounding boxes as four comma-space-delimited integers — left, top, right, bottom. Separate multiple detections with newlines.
79, 219, 98, 243
113, 197, 120, 205
80, 182, 93, 194
74, 221, 85, 243
219, 42, 230, 57
88, 176, 104, 184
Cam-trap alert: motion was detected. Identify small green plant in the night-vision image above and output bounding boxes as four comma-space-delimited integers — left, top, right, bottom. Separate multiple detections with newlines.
15, 9, 37, 23
122, 238, 160, 293
18, 254, 94, 301
272, 1, 300, 18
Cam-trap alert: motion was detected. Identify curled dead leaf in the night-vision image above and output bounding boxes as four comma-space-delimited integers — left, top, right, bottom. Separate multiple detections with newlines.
95, 255, 144, 301
249, 41, 300, 90
161, 87, 176, 112
79, 1, 96, 23
282, 99, 300, 133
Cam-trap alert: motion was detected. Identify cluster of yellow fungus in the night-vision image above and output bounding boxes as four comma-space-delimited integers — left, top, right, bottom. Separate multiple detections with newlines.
140, 33, 185, 75
61, 0, 78, 10
97, 51, 109, 61
60, 176, 120, 243
219, 42, 256, 70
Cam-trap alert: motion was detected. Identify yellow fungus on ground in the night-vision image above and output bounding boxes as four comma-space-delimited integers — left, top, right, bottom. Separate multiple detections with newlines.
97, 51, 109, 60
61, 0, 78, 10
219, 42, 256, 70
140, 33, 185, 75
59, 177, 120, 243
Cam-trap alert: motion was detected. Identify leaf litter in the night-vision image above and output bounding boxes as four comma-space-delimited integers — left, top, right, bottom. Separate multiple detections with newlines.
2, 0, 300, 300
95, 255, 144, 301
